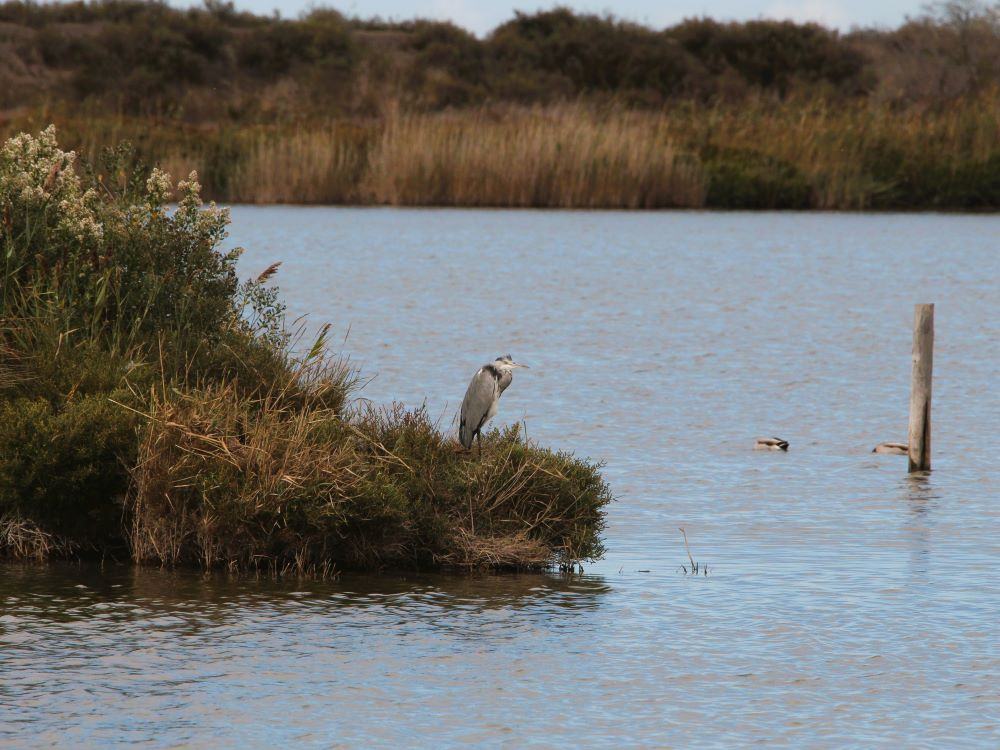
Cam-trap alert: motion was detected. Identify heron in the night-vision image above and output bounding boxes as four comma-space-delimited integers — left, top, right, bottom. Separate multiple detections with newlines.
459, 354, 529, 452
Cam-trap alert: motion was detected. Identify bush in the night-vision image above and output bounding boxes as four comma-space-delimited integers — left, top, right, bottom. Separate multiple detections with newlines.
670, 19, 868, 99
0, 126, 295, 553
702, 146, 812, 208
486, 9, 699, 101
1, 126, 612, 571
0, 395, 137, 548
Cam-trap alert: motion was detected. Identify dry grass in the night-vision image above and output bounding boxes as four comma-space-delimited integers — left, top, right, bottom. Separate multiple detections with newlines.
229, 126, 372, 204
444, 528, 552, 569
5, 94, 1000, 209
128, 386, 610, 574
364, 105, 707, 208
0, 514, 77, 561
130, 389, 344, 573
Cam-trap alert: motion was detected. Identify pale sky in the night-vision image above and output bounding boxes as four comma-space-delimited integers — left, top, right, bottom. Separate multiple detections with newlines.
173, 1, 929, 35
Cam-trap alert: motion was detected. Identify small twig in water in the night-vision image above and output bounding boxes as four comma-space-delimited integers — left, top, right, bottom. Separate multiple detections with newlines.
678, 527, 708, 576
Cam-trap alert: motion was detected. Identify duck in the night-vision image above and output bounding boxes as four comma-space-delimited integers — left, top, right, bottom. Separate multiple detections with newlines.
872, 442, 908, 455
754, 437, 789, 451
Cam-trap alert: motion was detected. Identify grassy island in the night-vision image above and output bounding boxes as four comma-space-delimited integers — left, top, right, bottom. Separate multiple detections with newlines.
0, 127, 612, 573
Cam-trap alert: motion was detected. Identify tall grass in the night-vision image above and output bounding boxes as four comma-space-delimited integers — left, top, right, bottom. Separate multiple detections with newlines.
5, 94, 1000, 209
365, 106, 707, 208
129, 388, 608, 574
229, 125, 373, 204
665, 93, 1000, 209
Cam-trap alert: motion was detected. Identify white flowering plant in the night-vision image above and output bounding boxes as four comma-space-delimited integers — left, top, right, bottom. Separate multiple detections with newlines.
0, 128, 312, 556
0, 127, 286, 362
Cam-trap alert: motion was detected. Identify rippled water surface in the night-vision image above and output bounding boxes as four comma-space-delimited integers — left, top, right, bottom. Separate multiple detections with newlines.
4, 209, 1000, 747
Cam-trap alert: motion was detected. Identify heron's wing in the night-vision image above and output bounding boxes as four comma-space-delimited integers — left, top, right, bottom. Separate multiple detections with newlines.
459, 368, 499, 448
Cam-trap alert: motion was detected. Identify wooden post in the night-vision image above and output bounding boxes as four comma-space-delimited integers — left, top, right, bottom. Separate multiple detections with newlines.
908, 304, 934, 472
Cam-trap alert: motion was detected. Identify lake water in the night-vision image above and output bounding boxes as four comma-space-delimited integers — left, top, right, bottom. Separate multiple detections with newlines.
3, 209, 999, 747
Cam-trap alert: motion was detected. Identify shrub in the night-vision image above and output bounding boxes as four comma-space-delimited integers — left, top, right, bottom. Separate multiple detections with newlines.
702, 146, 812, 209
0, 394, 137, 549
1, 126, 612, 571
486, 9, 699, 101
670, 19, 869, 99
0, 126, 294, 553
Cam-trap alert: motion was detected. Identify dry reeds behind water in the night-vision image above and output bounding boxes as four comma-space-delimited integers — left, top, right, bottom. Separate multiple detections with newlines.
364, 106, 707, 208
228, 126, 372, 204
8, 95, 1000, 209
129, 383, 610, 574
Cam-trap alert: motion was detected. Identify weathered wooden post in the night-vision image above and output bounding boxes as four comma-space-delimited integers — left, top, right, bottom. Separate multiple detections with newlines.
907, 303, 934, 472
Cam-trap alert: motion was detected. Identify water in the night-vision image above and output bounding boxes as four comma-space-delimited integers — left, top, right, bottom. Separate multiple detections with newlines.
3, 209, 999, 747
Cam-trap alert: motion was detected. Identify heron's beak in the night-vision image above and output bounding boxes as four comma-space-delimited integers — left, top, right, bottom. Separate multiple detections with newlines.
513, 362, 529, 369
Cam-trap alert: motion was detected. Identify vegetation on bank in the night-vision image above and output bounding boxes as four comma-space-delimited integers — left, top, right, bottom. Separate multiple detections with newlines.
2, 2, 1000, 209
0, 127, 612, 572
11, 97, 1000, 210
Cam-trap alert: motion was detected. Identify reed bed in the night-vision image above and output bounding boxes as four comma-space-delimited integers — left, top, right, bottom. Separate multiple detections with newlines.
229, 126, 372, 204
5, 96, 999, 209
0, 514, 77, 561
129, 386, 609, 573
365, 106, 707, 208
663, 94, 1000, 209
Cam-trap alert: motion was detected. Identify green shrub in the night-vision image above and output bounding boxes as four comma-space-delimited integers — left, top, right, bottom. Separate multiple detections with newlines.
486, 9, 698, 101
0, 394, 137, 548
0, 126, 296, 554
1, 127, 285, 370
702, 146, 812, 208
670, 18, 868, 98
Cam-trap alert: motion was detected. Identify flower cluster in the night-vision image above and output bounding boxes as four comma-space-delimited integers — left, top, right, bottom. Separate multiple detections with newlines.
174, 170, 231, 246
145, 167, 173, 209
0, 125, 103, 245
1, 126, 284, 355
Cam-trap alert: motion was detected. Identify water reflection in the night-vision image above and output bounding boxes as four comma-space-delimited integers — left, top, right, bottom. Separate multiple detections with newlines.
0, 563, 610, 622
901, 474, 939, 583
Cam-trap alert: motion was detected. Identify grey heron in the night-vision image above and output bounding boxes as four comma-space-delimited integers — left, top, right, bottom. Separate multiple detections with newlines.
459, 354, 529, 452
754, 437, 789, 451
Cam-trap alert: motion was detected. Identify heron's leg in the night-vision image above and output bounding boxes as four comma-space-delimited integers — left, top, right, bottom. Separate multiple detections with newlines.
476, 431, 482, 456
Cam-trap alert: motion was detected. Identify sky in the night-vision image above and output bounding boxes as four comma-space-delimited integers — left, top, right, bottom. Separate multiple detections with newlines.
172, 1, 929, 35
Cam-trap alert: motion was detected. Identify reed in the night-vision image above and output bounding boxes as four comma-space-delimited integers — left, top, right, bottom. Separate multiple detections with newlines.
663, 93, 1000, 209
0, 514, 77, 561
129, 387, 609, 573
5, 94, 999, 209
365, 106, 706, 208
229, 125, 374, 204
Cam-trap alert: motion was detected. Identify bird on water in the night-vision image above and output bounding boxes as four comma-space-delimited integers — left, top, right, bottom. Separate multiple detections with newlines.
754, 437, 789, 451
459, 354, 529, 452
872, 442, 908, 455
